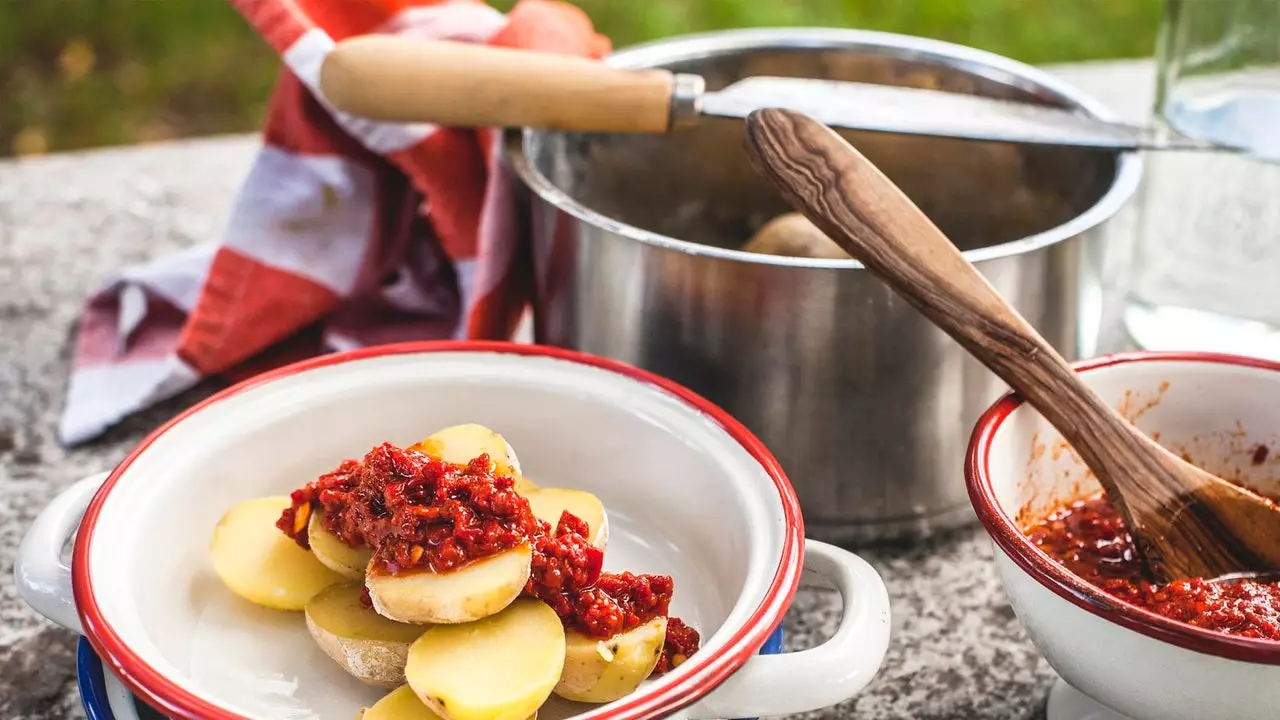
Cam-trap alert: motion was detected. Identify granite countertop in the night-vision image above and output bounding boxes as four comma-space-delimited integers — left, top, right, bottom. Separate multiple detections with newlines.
0, 60, 1155, 720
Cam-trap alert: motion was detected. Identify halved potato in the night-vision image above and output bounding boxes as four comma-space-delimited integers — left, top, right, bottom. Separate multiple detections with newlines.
359, 685, 538, 720
405, 599, 564, 720
210, 496, 345, 610
554, 617, 667, 703
366, 542, 532, 624
513, 474, 539, 495
524, 488, 608, 548
410, 424, 522, 476
306, 582, 427, 687
310, 510, 374, 580
360, 685, 439, 720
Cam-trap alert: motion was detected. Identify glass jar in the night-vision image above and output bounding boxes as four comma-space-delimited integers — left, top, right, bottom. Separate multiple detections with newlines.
1122, 0, 1280, 357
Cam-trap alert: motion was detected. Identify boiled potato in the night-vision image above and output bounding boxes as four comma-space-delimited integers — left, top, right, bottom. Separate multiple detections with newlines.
741, 212, 850, 259
360, 685, 439, 720
359, 685, 538, 720
524, 488, 608, 548
411, 424, 522, 476
366, 542, 532, 624
210, 496, 345, 610
513, 474, 539, 495
554, 617, 667, 703
310, 510, 374, 580
306, 582, 427, 687
405, 599, 565, 720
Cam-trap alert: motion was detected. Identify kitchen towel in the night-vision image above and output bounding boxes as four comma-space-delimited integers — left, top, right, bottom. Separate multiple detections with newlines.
59, 0, 610, 445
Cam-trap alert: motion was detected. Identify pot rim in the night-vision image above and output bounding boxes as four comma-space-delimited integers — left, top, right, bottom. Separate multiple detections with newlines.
504, 26, 1143, 269
965, 350, 1280, 665
71, 340, 806, 720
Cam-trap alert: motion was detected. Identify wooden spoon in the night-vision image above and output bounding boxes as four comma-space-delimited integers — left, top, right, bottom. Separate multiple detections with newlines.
741, 108, 1280, 583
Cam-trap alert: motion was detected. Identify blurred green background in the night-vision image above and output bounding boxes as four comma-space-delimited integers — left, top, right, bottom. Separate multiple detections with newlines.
1, 0, 1162, 158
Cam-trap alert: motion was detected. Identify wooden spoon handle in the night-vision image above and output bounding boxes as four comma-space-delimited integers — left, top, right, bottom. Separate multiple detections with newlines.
741, 109, 1163, 496
319, 35, 680, 132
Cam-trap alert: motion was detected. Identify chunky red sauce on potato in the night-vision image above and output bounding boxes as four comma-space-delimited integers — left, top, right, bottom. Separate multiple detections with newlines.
524, 511, 698, 673
575, 572, 675, 638
1025, 492, 1280, 641
655, 617, 701, 674
278, 443, 538, 573
280, 442, 700, 670
526, 512, 605, 603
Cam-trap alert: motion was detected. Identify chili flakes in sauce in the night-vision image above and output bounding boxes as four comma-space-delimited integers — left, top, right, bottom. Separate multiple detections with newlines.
522, 511, 698, 673
1025, 492, 1280, 641
279, 442, 538, 574
655, 617, 700, 674
277, 459, 363, 550
279, 442, 702, 671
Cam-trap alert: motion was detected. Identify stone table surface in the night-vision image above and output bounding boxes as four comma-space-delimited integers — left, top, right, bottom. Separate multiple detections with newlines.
0, 59, 1156, 719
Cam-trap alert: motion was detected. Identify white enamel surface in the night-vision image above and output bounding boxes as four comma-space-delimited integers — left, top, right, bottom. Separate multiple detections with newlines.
1045, 677, 1136, 720
686, 540, 890, 719
79, 351, 787, 720
105, 667, 142, 720
984, 358, 1280, 720
15, 473, 107, 633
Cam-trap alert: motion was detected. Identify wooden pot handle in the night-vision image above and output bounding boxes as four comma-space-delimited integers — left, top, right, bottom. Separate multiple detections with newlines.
319, 35, 683, 133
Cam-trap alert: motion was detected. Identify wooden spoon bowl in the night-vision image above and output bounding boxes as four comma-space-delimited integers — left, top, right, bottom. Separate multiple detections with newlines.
741, 107, 1280, 583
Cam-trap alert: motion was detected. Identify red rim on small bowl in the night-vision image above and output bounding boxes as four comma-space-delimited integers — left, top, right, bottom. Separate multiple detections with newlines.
965, 350, 1280, 665
72, 340, 806, 720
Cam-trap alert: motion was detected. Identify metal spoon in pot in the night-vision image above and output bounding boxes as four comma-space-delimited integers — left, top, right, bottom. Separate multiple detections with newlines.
740, 108, 1280, 584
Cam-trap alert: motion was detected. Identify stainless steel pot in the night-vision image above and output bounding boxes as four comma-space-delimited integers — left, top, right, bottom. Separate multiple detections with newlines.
504, 28, 1141, 544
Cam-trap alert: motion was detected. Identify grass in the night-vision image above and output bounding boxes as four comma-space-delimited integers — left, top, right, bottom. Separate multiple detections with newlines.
0, 0, 1163, 157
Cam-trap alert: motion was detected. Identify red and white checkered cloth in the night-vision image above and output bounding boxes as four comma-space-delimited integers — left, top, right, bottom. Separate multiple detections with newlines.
59, 0, 610, 445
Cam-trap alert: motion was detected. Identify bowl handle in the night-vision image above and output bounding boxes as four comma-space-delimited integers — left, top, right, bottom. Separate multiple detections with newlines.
685, 539, 891, 719
14, 472, 110, 634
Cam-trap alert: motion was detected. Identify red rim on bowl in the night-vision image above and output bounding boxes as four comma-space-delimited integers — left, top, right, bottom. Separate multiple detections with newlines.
966, 350, 1280, 665
72, 340, 806, 720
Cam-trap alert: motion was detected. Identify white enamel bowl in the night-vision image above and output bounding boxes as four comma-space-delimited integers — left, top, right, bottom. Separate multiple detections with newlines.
17, 341, 891, 720
966, 352, 1280, 720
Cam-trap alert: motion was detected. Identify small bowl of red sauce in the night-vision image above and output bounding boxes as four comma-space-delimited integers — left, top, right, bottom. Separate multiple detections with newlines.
16, 341, 891, 720
966, 351, 1280, 720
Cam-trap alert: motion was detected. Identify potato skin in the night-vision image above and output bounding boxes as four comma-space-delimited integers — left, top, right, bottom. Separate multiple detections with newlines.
306, 612, 412, 688
306, 583, 427, 687
210, 496, 345, 611
741, 212, 850, 259
366, 543, 532, 624
554, 616, 667, 703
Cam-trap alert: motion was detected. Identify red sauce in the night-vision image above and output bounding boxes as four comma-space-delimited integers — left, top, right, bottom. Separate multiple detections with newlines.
654, 617, 700, 674
279, 443, 538, 573
525, 512, 605, 609
277, 459, 364, 550
279, 442, 701, 669
569, 572, 675, 638
1025, 492, 1280, 640
522, 512, 701, 669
